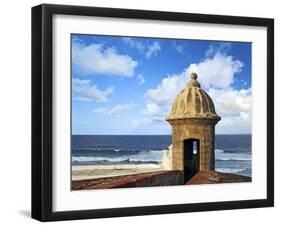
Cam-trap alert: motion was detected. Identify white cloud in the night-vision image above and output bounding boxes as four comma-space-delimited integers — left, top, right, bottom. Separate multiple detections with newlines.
73, 39, 138, 77
143, 51, 244, 109
208, 88, 252, 134
144, 71, 187, 107
123, 38, 161, 59
139, 49, 251, 134
137, 74, 145, 85
216, 111, 251, 134
208, 88, 251, 117
72, 78, 114, 102
145, 41, 161, 58
142, 72, 187, 124
122, 38, 145, 52
93, 103, 135, 117
129, 115, 168, 130
187, 53, 244, 89
205, 42, 232, 58
172, 42, 186, 54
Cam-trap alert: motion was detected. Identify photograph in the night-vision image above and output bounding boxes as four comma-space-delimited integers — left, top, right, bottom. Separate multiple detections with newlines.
31, 4, 274, 221
71, 34, 252, 190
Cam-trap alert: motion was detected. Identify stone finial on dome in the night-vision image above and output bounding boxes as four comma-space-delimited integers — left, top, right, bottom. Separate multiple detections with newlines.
188, 72, 201, 88
190, 72, 198, 80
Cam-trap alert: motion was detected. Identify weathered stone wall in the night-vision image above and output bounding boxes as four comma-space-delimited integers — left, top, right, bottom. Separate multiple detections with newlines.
113, 170, 184, 188
166, 73, 221, 178
169, 118, 216, 171
72, 171, 184, 190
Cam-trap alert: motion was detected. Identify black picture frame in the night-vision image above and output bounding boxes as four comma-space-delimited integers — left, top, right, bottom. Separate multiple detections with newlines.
32, 3, 274, 222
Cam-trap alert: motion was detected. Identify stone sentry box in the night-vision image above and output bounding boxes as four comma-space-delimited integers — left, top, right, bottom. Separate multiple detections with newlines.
166, 73, 221, 182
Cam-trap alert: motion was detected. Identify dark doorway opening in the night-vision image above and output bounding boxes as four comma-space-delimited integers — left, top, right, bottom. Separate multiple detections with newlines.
183, 139, 200, 183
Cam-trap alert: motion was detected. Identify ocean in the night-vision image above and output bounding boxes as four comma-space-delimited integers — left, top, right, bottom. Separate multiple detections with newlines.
72, 135, 251, 177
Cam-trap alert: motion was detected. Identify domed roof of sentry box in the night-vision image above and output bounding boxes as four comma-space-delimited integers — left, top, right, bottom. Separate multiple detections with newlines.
166, 73, 221, 121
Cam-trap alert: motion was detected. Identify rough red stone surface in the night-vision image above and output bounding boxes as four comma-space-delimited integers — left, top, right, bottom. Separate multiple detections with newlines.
72, 170, 251, 190
186, 170, 251, 185
72, 170, 183, 190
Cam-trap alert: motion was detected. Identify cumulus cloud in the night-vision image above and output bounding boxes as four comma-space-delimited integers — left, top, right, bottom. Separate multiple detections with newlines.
93, 103, 135, 117
143, 51, 244, 107
137, 74, 145, 85
208, 88, 251, 117
208, 87, 252, 134
72, 78, 114, 102
187, 53, 244, 89
73, 39, 138, 77
145, 71, 187, 106
138, 48, 251, 134
216, 111, 251, 134
142, 71, 187, 124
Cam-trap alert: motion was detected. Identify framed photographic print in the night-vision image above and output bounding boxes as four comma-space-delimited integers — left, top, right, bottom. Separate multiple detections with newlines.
31, 4, 274, 221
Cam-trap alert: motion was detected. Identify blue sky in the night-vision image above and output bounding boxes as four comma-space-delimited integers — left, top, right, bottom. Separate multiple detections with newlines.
72, 34, 252, 135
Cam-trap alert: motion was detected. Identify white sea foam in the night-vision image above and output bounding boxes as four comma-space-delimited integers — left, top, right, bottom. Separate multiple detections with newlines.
215, 149, 251, 161
72, 156, 129, 162
72, 150, 163, 163
215, 149, 224, 153
73, 148, 251, 163
216, 168, 246, 174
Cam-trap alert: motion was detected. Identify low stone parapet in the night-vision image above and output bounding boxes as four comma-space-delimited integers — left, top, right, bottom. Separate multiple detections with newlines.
72, 170, 183, 190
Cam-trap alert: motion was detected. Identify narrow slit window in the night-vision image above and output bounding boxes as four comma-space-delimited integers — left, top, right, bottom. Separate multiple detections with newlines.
193, 141, 198, 154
